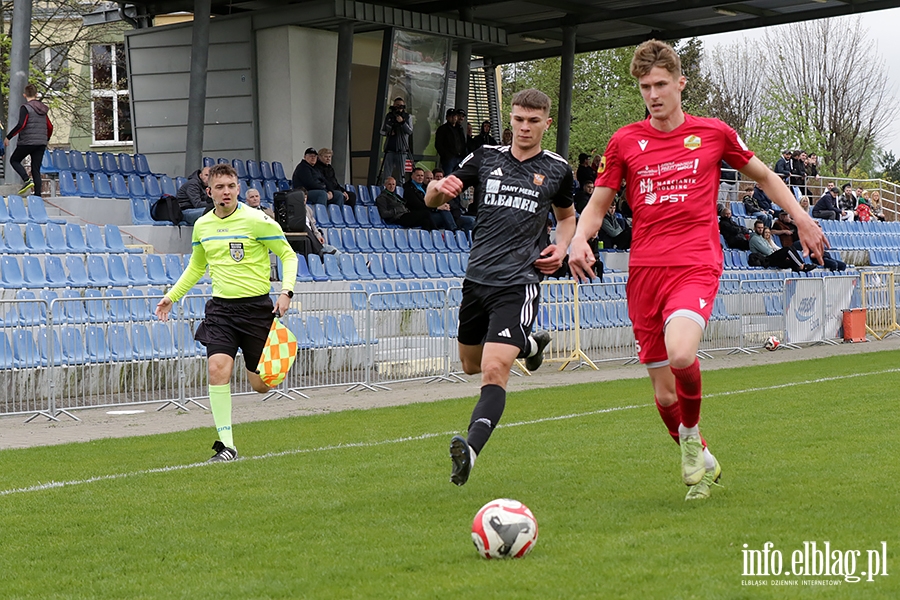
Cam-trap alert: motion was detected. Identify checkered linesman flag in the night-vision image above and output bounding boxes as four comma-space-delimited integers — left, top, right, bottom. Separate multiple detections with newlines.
258, 318, 298, 387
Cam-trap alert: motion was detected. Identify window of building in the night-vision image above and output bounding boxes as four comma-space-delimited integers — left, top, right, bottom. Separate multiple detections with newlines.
30, 45, 69, 94
91, 43, 132, 145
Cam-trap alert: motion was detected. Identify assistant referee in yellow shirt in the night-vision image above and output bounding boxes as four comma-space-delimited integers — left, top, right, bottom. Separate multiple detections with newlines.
155, 163, 298, 462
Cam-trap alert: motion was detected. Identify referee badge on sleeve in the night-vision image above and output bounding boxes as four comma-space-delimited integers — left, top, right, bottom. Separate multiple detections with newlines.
229, 242, 244, 262
258, 318, 298, 387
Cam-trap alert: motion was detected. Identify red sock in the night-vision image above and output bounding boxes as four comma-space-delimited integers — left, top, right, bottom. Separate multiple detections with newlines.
670, 358, 702, 428
655, 396, 681, 444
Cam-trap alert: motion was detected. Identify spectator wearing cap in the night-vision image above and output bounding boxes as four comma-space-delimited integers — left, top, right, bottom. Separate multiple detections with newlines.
435, 109, 468, 175
576, 153, 596, 188
774, 149, 792, 184
291, 147, 342, 207
812, 187, 841, 220
380, 97, 413, 184
315, 147, 356, 207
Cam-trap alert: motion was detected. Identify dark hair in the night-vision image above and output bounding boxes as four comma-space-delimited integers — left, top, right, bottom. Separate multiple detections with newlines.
208, 164, 237, 181
432, 168, 444, 176
412, 167, 425, 174
394, 97, 404, 103
24, 83, 38, 97
754, 220, 765, 228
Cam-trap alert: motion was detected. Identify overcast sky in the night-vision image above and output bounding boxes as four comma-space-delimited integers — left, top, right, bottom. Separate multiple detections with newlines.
698, 8, 900, 162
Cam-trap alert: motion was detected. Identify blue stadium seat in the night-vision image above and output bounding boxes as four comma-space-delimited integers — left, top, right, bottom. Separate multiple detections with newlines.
455, 230, 471, 251
354, 204, 372, 228
11, 329, 42, 368
7, 195, 30, 223
392, 282, 415, 309
126, 289, 152, 321
340, 229, 360, 253
45, 223, 68, 254
75, 171, 96, 197
93, 173, 113, 198
368, 206, 389, 229
431, 230, 449, 253
295, 253, 313, 283
339, 314, 367, 345
314, 203, 332, 228
448, 253, 466, 277
145, 254, 171, 285
58, 171, 79, 196
52, 148, 71, 171
131, 323, 155, 359
421, 281, 443, 308
5, 256, 31, 289
105, 290, 128, 323
102, 152, 119, 174
353, 254, 374, 280
151, 322, 178, 359
382, 253, 400, 279
328, 204, 346, 227
159, 175, 177, 197
105, 224, 141, 254
107, 324, 133, 361
356, 185, 372, 205
307, 253, 328, 282
260, 161, 274, 181
395, 253, 415, 279
367, 253, 386, 279
421, 254, 440, 278
37, 329, 63, 367
127, 174, 148, 199
106, 254, 128, 285
354, 229, 373, 253
323, 253, 344, 280
407, 229, 426, 253
84, 326, 111, 363
41, 149, 58, 175
21, 256, 49, 289
409, 253, 428, 278
84, 224, 106, 253
130, 197, 156, 225
117, 153, 135, 175
0, 198, 10, 224
380, 229, 398, 253
2, 223, 28, 253
24, 196, 62, 225
369, 186, 382, 203
435, 252, 453, 278
144, 175, 162, 199
336, 254, 357, 280
349, 282, 367, 310
44, 255, 67, 288
303, 316, 328, 348
203, 156, 216, 168
85, 151, 102, 173
394, 229, 412, 253
65, 255, 90, 287
64, 223, 88, 253
67, 150, 86, 173
87, 255, 113, 287
247, 160, 262, 180
61, 289, 90, 324
136, 154, 158, 177
0, 331, 16, 369
272, 161, 286, 180
24, 222, 49, 253
231, 159, 248, 180
173, 321, 203, 356
110, 173, 129, 198
264, 180, 277, 203
421, 230, 437, 253
164, 254, 183, 282
342, 204, 359, 228
367, 229, 386, 253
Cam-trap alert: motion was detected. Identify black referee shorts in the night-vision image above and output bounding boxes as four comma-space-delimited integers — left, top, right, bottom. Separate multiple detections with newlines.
457, 280, 540, 352
194, 294, 274, 372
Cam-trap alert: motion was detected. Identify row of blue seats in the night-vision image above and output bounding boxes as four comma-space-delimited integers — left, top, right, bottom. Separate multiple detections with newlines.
870, 250, 900, 266
298, 251, 469, 282
820, 220, 900, 233
201, 157, 287, 182
1, 195, 64, 225
43, 150, 158, 178
322, 223, 472, 254
281, 314, 371, 349
350, 281, 462, 311
1, 222, 138, 256
829, 232, 900, 251
59, 171, 185, 200
0, 252, 190, 290
1, 288, 169, 326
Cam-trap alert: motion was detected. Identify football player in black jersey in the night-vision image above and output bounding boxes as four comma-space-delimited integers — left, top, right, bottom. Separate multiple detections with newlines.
426, 88, 577, 486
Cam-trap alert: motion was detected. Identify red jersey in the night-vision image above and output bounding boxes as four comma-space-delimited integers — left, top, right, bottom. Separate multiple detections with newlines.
595, 114, 754, 268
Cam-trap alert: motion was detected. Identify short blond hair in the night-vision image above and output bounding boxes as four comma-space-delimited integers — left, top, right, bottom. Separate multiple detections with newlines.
511, 88, 551, 113
318, 147, 333, 157
630, 40, 681, 79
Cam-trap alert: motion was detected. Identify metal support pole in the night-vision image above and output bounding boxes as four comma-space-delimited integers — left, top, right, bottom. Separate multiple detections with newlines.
555, 24, 576, 160
332, 22, 354, 183
454, 7, 474, 115
5, 0, 33, 185
184, 0, 211, 176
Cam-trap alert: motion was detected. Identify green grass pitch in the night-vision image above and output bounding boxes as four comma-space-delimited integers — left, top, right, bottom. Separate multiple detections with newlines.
1, 350, 898, 599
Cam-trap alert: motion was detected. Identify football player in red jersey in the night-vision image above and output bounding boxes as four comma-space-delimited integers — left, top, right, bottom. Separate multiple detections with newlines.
569, 40, 827, 500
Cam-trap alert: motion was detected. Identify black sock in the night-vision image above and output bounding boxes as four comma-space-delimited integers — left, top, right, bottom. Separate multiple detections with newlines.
467, 384, 506, 455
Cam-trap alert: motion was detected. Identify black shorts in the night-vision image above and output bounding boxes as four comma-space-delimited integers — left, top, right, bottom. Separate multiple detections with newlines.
195, 294, 274, 372
457, 280, 540, 352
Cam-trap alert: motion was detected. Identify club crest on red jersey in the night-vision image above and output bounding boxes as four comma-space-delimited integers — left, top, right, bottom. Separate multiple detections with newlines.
597, 155, 607, 173
684, 135, 702, 151
533, 173, 545, 186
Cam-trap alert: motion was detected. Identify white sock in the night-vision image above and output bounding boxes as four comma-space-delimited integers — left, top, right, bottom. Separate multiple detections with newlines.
703, 447, 716, 471
525, 336, 538, 357
678, 424, 699, 437
469, 446, 478, 468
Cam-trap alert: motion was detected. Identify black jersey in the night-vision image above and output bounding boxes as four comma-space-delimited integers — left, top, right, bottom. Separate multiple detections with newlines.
453, 145, 573, 286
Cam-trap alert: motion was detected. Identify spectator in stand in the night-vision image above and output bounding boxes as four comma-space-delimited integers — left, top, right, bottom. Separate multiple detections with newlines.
4, 83, 51, 196
870, 191, 887, 221
742, 193, 772, 228
433, 168, 472, 230
315, 147, 356, 207
244, 188, 274, 218
304, 204, 339, 256
718, 160, 738, 206
576, 153, 597, 188
719, 206, 750, 250
470, 120, 498, 152
176, 166, 213, 225
799, 195, 811, 214
774, 149, 792, 184
839, 183, 857, 221
806, 153, 819, 178
856, 195, 873, 222
292, 148, 342, 207
599, 203, 631, 249
770, 211, 799, 248
380, 97, 413, 184
749, 220, 815, 271
574, 181, 594, 214
762, 226, 779, 251
376, 177, 434, 230
435, 109, 468, 175
751, 182, 776, 213
813, 187, 841, 220
501, 128, 513, 145
405, 167, 455, 230
423, 170, 434, 185
790, 150, 806, 200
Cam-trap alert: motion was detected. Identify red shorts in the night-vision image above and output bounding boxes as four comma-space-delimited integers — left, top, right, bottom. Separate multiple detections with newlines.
626, 265, 722, 366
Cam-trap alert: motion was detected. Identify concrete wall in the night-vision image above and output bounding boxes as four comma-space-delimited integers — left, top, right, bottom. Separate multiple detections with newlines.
257, 26, 338, 180
125, 16, 257, 178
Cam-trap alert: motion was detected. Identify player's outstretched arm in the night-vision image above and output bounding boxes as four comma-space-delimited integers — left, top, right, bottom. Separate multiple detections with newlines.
739, 156, 829, 264
535, 205, 576, 275
425, 177, 462, 208
568, 186, 617, 282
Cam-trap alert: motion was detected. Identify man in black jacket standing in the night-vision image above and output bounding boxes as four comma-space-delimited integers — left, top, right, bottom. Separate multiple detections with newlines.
435, 109, 467, 175
380, 97, 413, 184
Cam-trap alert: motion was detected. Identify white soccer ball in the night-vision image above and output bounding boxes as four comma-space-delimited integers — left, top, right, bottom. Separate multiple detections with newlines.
764, 336, 780, 351
471, 499, 538, 559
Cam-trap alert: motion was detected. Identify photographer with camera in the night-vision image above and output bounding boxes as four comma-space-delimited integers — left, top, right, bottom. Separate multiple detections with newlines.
380, 97, 413, 184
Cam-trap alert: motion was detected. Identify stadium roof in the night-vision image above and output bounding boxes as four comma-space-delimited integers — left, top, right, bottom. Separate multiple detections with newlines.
122, 0, 900, 64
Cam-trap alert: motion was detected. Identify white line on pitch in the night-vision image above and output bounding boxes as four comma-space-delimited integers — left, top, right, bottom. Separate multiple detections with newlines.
2, 368, 897, 497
